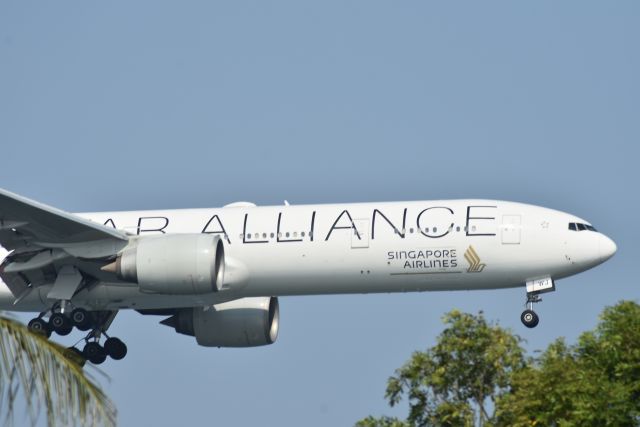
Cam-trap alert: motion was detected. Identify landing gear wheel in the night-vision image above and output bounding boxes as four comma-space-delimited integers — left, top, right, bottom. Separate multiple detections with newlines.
521, 309, 539, 328
104, 337, 127, 360
49, 313, 72, 336
83, 342, 107, 364
28, 318, 51, 338
71, 308, 92, 331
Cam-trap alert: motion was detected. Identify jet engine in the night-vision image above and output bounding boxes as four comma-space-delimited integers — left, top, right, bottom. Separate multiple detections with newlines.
162, 297, 280, 347
113, 234, 225, 295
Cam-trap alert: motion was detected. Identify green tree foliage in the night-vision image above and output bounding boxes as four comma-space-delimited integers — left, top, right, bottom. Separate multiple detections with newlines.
359, 301, 640, 427
578, 301, 640, 405
356, 415, 411, 427
0, 315, 116, 427
495, 301, 640, 426
358, 310, 525, 427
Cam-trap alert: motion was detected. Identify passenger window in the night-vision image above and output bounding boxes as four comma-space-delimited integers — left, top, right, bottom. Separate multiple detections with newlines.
569, 223, 577, 231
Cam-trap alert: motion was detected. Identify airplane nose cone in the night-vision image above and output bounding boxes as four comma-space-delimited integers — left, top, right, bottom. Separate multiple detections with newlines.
599, 234, 617, 262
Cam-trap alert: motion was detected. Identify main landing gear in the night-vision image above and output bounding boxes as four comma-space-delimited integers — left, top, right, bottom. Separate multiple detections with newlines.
79, 334, 127, 365
27, 306, 127, 365
27, 303, 93, 337
520, 277, 555, 329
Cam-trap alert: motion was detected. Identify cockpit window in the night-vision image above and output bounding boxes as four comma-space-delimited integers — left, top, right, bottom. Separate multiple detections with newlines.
568, 222, 597, 232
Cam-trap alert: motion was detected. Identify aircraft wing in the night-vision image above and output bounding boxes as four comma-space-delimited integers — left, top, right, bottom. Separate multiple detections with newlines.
0, 188, 128, 250
0, 188, 130, 301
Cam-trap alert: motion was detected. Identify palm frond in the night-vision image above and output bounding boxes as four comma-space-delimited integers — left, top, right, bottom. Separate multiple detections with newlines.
0, 316, 116, 427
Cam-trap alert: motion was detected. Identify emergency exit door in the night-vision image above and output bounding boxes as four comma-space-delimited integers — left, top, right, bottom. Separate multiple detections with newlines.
502, 215, 521, 244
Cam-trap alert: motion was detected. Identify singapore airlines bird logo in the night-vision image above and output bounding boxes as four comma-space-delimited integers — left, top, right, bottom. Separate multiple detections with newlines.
464, 246, 486, 273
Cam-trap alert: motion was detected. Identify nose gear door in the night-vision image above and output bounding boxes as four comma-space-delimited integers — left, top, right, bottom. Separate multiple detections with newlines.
501, 215, 521, 244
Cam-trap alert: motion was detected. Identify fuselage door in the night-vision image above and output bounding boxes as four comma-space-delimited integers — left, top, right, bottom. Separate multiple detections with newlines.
351, 219, 370, 249
501, 215, 521, 244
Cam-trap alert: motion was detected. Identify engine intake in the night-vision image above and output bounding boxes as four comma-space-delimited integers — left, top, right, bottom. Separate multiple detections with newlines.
164, 297, 280, 347
115, 234, 225, 295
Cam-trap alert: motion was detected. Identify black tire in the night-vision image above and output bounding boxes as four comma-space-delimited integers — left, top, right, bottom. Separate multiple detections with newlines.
71, 308, 92, 331
104, 337, 128, 360
521, 309, 539, 328
83, 342, 106, 364
58, 323, 73, 336
28, 318, 51, 338
92, 352, 107, 365
49, 313, 72, 336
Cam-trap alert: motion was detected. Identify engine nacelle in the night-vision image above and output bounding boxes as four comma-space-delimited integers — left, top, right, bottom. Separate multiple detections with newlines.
115, 234, 225, 295
166, 297, 280, 347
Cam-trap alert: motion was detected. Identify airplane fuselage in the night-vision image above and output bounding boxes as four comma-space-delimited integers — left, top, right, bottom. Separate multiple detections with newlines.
0, 199, 616, 312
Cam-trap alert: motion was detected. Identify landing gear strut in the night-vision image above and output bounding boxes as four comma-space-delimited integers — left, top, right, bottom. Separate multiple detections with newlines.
79, 311, 127, 365
520, 277, 555, 328
23, 266, 127, 364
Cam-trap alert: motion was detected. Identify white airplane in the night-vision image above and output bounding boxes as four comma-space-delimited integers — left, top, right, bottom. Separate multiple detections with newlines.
0, 188, 616, 364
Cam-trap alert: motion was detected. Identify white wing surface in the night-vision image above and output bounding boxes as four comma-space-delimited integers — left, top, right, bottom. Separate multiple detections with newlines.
0, 188, 129, 300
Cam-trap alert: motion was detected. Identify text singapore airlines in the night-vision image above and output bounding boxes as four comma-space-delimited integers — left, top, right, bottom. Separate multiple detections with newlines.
0, 189, 616, 364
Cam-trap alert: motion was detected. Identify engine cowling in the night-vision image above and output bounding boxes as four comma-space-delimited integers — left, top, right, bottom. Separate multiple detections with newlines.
114, 234, 225, 295
165, 297, 280, 347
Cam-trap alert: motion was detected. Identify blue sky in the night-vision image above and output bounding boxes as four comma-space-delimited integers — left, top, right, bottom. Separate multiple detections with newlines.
1, 2, 638, 426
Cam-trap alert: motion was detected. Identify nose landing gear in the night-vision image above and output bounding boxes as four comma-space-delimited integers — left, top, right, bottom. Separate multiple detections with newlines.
520, 277, 555, 328
521, 294, 541, 328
